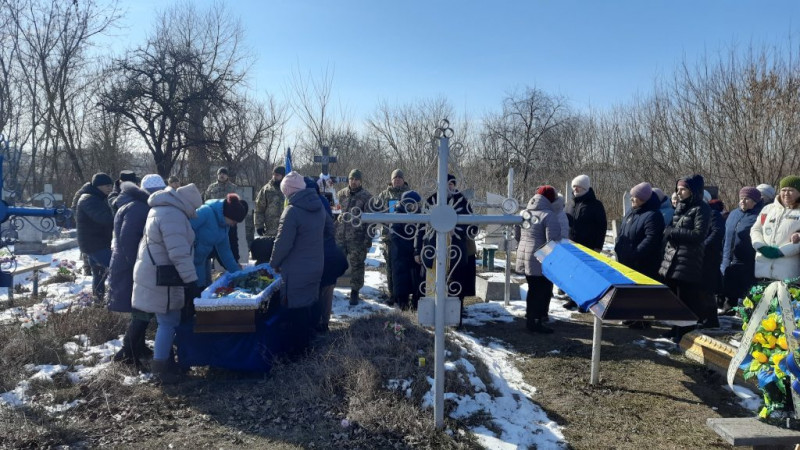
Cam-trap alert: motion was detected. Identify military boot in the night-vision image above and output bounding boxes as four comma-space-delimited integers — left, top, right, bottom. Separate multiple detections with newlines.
349, 290, 359, 305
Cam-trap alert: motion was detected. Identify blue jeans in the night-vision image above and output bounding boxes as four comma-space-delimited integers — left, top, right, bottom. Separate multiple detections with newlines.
87, 248, 112, 301
154, 310, 181, 360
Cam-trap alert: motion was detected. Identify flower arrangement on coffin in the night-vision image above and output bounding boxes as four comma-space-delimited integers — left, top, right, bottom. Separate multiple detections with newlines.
736, 280, 800, 419
194, 264, 281, 311
212, 268, 275, 298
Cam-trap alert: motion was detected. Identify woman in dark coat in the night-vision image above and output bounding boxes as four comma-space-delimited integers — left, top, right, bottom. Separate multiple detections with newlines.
614, 183, 665, 329
415, 175, 476, 327
108, 175, 166, 365
391, 190, 423, 310
719, 187, 764, 314
659, 174, 711, 341
615, 183, 665, 279
698, 198, 726, 328
270, 171, 326, 355
305, 177, 347, 332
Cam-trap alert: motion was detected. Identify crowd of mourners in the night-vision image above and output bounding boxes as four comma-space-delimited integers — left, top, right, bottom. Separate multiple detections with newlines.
516, 172, 800, 343
70, 162, 800, 382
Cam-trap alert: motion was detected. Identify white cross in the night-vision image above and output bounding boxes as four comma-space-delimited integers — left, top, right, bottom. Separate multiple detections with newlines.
354, 120, 527, 429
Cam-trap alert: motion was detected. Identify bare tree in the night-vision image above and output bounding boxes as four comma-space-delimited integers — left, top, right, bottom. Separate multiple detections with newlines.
100, 1, 249, 179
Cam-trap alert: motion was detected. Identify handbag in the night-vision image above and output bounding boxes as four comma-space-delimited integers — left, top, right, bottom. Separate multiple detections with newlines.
146, 238, 185, 287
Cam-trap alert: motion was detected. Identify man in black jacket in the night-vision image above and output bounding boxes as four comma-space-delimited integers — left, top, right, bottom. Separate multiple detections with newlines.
76, 173, 115, 304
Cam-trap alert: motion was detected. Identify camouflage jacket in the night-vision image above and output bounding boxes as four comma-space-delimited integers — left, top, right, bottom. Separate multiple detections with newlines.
204, 180, 238, 201
375, 183, 410, 241
253, 180, 285, 236
375, 183, 410, 212
336, 186, 373, 249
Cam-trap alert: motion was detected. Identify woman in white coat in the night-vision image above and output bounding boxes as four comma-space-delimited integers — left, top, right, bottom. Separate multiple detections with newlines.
750, 176, 800, 281
131, 184, 203, 382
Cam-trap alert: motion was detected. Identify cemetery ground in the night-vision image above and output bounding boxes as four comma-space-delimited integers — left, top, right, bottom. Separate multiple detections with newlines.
0, 253, 761, 449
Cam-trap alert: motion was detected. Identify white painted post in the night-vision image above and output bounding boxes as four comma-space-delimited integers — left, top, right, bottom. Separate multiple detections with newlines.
590, 315, 603, 385
504, 167, 514, 306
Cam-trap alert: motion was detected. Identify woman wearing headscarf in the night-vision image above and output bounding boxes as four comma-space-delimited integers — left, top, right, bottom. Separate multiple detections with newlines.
270, 171, 326, 355
515, 186, 562, 334
131, 184, 203, 383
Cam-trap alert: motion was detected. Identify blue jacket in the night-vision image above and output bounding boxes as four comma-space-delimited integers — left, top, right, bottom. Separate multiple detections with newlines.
107, 184, 151, 312
614, 192, 665, 278
190, 199, 239, 286
722, 201, 764, 272
658, 196, 674, 228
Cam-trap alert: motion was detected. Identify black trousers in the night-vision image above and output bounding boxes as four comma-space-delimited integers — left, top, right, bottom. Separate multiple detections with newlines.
666, 280, 711, 322
525, 275, 553, 323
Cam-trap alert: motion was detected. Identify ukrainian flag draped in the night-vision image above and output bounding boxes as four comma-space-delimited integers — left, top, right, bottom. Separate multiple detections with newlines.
540, 241, 660, 310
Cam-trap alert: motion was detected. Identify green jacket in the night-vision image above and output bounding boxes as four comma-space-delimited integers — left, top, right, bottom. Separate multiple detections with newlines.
336, 186, 373, 249
254, 180, 285, 236
204, 180, 238, 201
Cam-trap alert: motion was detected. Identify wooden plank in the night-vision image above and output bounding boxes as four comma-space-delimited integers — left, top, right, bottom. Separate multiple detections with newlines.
10, 262, 49, 275
707, 417, 800, 447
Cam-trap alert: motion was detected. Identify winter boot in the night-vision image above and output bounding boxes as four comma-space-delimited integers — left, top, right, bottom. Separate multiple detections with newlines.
527, 318, 554, 334
128, 319, 153, 361
349, 290, 359, 306
112, 340, 134, 364
151, 359, 181, 385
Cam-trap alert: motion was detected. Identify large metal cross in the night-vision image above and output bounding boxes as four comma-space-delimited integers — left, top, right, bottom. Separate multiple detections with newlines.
358, 120, 526, 429
313, 146, 337, 176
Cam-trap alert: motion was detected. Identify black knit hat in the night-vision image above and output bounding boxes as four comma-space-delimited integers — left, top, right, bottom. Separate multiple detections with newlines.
447, 174, 456, 186
91, 172, 114, 187
222, 193, 248, 223
217, 167, 229, 176
273, 166, 286, 176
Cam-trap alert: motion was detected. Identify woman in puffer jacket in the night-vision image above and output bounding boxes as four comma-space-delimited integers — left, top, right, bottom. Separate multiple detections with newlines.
750, 176, 800, 281
514, 186, 562, 334
659, 174, 711, 341
131, 184, 203, 383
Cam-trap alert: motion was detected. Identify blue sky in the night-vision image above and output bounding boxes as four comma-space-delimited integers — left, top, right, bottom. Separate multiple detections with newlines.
104, 0, 798, 124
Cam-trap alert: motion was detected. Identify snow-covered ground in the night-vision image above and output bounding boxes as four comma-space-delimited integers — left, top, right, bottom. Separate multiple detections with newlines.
0, 242, 761, 449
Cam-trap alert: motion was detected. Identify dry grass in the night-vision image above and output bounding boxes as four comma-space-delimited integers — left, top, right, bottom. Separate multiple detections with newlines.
0, 306, 495, 448
0, 306, 127, 391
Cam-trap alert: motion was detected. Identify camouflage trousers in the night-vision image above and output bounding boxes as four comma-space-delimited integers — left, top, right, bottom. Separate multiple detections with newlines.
340, 243, 368, 292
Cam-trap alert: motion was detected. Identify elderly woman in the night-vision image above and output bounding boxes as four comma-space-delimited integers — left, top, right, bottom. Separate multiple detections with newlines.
751, 176, 800, 281
615, 183, 665, 329
515, 186, 562, 334
659, 175, 711, 341
719, 187, 764, 315
270, 171, 326, 355
131, 184, 203, 383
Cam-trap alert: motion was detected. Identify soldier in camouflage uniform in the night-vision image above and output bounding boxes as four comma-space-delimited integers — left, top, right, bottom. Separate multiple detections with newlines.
374, 169, 410, 305
204, 167, 241, 261
252, 166, 285, 262
336, 169, 373, 305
